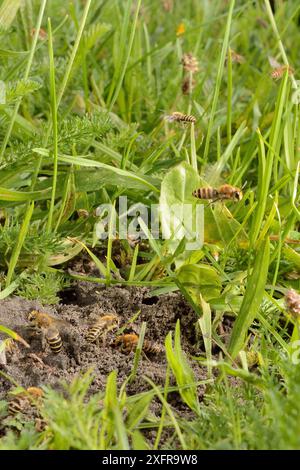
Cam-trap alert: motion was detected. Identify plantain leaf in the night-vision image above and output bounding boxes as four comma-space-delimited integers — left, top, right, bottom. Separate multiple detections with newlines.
177, 263, 222, 302
159, 161, 247, 252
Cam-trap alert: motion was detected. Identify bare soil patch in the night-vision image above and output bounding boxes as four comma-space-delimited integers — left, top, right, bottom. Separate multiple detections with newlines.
0, 282, 207, 418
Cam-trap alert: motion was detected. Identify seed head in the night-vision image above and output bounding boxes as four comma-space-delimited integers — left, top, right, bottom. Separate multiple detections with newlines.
285, 289, 300, 318
181, 53, 199, 73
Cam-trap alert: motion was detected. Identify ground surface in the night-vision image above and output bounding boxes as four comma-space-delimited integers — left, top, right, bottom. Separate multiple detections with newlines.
0, 282, 206, 415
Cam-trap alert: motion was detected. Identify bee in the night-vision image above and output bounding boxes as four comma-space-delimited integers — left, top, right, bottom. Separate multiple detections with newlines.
45, 326, 63, 354
113, 333, 163, 355
30, 27, 47, 40
271, 65, 294, 80
86, 314, 119, 343
192, 184, 243, 202
165, 111, 196, 123
28, 310, 67, 354
8, 387, 43, 415
268, 57, 294, 81
227, 49, 245, 65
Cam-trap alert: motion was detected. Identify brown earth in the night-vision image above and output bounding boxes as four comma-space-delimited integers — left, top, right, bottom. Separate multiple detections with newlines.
0, 282, 207, 421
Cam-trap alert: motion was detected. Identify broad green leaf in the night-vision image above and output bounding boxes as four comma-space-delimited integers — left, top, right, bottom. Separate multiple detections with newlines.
0, 187, 51, 202
0, 0, 22, 29
229, 238, 270, 358
159, 161, 247, 252
33, 148, 160, 193
283, 245, 300, 269
177, 263, 222, 302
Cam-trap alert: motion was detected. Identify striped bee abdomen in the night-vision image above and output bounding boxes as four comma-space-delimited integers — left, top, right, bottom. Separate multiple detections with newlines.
86, 314, 119, 343
143, 339, 164, 355
192, 187, 217, 199
166, 111, 197, 123
46, 327, 62, 354
8, 396, 29, 415
86, 326, 101, 343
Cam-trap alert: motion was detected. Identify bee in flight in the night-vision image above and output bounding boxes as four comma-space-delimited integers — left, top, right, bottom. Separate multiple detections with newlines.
86, 314, 119, 343
165, 111, 196, 123
113, 333, 163, 355
28, 310, 67, 354
8, 387, 43, 415
270, 65, 294, 80
192, 184, 243, 202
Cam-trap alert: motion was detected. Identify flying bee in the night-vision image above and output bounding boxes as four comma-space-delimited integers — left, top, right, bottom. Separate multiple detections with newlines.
86, 314, 119, 343
113, 333, 163, 355
8, 387, 43, 415
165, 111, 196, 124
271, 65, 294, 80
28, 310, 67, 354
268, 57, 294, 81
192, 184, 243, 202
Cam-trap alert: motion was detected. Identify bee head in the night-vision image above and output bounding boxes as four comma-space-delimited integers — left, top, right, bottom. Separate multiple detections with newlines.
234, 189, 243, 201
28, 310, 38, 322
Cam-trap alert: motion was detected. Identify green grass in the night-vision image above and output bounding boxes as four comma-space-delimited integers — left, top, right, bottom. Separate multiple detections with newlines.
0, 0, 300, 450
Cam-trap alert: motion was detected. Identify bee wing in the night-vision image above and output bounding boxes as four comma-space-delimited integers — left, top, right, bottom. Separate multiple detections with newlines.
201, 162, 223, 187
268, 56, 281, 69
54, 318, 70, 329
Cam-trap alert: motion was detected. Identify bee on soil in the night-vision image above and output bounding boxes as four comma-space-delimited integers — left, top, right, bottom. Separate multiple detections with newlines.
28, 310, 67, 354
113, 333, 163, 355
165, 111, 196, 124
192, 184, 243, 202
8, 387, 43, 415
86, 314, 119, 343
45, 326, 63, 354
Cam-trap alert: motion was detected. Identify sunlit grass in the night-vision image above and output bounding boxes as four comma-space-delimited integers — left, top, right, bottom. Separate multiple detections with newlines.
0, 0, 300, 450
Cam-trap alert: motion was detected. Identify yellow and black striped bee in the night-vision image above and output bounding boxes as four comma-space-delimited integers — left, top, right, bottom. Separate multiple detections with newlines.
165, 111, 196, 123
28, 310, 67, 354
113, 333, 163, 355
45, 326, 63, 354
8, 387, 43, 415
86, 314, 119, 343
192, 184, 243, 202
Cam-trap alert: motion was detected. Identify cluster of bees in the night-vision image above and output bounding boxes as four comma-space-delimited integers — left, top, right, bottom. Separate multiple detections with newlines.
4, 311, 163, 418
27, 310, 163, 356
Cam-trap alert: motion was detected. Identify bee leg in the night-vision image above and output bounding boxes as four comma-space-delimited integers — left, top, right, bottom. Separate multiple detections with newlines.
142, 351, 152, 363
102, 331, 108, 348
207, 199, 218, 208
41, 331, 47, 352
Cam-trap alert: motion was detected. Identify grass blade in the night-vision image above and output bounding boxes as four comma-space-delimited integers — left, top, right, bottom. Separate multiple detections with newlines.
229, 238, 270, 358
